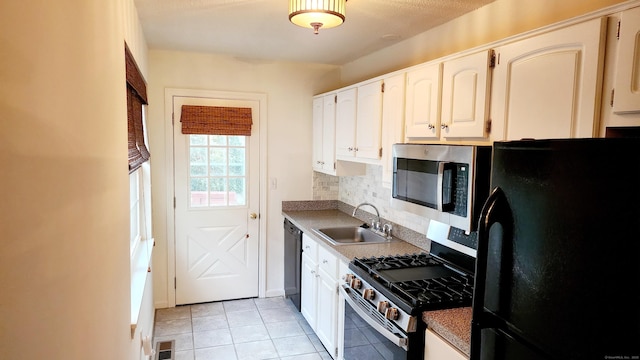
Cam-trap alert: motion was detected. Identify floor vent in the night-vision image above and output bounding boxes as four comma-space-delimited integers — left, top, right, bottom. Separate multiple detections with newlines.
155, 340, 175, 360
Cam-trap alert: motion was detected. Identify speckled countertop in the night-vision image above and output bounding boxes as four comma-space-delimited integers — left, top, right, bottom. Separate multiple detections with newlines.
282, 201, 472, 357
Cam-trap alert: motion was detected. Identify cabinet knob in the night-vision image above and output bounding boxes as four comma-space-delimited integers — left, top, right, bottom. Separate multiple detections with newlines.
354, 147, 359, 152
441, 124, 449, 130
348, 147, 354, 152
428, 124, 435, 130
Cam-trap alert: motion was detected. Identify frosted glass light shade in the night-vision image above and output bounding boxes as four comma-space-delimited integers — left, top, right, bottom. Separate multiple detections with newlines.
289, 0, 346, 34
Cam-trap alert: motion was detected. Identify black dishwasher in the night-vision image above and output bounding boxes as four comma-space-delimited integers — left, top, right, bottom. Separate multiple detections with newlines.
284, 218, 302, 311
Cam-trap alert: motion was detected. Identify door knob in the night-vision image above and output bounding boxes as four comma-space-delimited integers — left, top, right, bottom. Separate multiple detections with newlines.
250, 213, 258, 219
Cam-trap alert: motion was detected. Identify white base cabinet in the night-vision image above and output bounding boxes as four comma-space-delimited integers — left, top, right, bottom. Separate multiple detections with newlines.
301, 234, 340, 359
424, 328, 468, 360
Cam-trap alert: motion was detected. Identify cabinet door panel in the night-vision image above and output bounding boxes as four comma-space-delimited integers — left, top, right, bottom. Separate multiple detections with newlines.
424, 329, 467, 360
322, 95, 336, 173
355, 80, 383, 160
505, 50, 579, 139
312, 97, 324, 172
381, 74, 406, 188
405, 63, 442, 139
492, 18, 605, 140
335, 88, 357, 159
441, 50, 491, 138
613, 6, 640, 114
316, 271, 337, 358
300, 254, 317, 330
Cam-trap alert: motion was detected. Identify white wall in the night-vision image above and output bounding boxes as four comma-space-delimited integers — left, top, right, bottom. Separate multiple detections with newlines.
0, 1, 134, 359
147, 50, 340, 306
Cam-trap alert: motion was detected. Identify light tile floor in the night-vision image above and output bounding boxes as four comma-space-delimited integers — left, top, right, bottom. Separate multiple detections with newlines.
154, 297, 333, 360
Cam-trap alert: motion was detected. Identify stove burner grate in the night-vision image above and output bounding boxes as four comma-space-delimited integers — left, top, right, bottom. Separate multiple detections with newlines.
391, 275, 474, 308
353, 253, 441, 271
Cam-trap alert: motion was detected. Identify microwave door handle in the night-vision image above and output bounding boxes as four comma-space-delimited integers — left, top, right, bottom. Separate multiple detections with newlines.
436, 162, 447, 211
339, 285, 408, 349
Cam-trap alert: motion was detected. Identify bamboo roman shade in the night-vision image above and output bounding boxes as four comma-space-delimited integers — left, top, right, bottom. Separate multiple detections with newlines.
126, 43, 150, 173
180, 105, 253, 136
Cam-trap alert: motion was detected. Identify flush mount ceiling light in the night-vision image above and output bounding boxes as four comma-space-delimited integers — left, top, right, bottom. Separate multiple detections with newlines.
289, 0, 347, 35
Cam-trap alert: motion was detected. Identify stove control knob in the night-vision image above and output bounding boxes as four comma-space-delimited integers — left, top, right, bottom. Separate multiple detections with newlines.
349, 278, 362, 290
385, 307, 399, 321
362, 288, 375, 300
342, 274, 355, 284
377, 301, 389, 314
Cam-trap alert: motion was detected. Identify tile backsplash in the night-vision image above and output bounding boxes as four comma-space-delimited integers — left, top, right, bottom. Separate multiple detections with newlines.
312, 164, 431, 236
312, 171, 339, 200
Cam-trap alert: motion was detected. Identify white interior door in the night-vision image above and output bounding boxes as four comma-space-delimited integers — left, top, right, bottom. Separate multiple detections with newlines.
173, 95, 260, 305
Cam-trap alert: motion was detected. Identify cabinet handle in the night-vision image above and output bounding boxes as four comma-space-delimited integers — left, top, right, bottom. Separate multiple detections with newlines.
348, 147, 354, 152
441, 124, 449, 130
322, 259, 328, 264
428, 124, 435, 130
354, 147, 359, 152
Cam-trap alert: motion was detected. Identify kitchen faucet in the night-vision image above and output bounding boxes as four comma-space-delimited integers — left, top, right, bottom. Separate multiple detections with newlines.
352, 202, 381, 230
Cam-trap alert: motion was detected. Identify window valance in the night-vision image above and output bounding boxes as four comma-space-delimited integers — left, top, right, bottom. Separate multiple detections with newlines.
180, 105, 253, 136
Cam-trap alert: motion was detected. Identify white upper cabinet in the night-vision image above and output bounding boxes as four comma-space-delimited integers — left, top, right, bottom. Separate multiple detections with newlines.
336, 82, 384, 163
335, 87, 357, 159
355, 80, 383, 160
381, 73, 406, 188
440, 50, 493, 139
313, 93, 365, 176
405, 63, 442, 140
312, 96, 326, 173
612, 6, 640, 114
491, 17, 606, 140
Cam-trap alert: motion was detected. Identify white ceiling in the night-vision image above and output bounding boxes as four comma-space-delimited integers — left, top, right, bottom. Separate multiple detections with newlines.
134, 0, 496, 65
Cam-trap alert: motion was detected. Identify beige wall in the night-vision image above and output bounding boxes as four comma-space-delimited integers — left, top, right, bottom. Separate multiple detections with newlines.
340, 0, 629, 84
147, 50, 340, 306
0, 0, 139, 359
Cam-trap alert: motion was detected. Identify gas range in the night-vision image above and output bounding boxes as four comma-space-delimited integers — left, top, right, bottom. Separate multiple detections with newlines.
341, 220, 477, 335
350, 253, 474, 314
340, 217, 478, 359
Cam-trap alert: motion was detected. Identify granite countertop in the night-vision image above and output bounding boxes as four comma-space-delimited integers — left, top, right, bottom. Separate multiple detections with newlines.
423, 307, 472, 356
282, 201, 472, 357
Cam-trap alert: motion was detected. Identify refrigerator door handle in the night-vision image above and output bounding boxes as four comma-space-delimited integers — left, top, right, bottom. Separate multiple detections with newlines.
471, 186, 513, 359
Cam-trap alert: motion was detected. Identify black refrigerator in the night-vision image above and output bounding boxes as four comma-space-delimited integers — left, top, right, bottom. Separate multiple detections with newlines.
471, 138, 640, 360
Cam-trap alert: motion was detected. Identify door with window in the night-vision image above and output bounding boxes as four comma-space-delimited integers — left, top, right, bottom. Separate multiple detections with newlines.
173, 95, 260, 305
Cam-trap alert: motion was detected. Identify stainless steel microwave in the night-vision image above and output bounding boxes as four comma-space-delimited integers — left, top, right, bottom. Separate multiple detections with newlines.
391, 144, 491, 233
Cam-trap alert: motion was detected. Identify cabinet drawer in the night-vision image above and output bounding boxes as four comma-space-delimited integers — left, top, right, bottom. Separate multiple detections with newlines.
317, 245, 338, 278
302, 234, 318, 261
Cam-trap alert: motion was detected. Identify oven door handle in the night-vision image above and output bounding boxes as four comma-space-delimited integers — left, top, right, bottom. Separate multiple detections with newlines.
339, 285, 409, 349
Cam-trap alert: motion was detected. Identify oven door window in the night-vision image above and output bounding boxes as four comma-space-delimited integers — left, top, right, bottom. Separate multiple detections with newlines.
343, 299, 408, 360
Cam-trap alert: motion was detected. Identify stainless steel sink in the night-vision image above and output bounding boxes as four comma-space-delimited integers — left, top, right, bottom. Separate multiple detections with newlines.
312, 226, 393, 246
